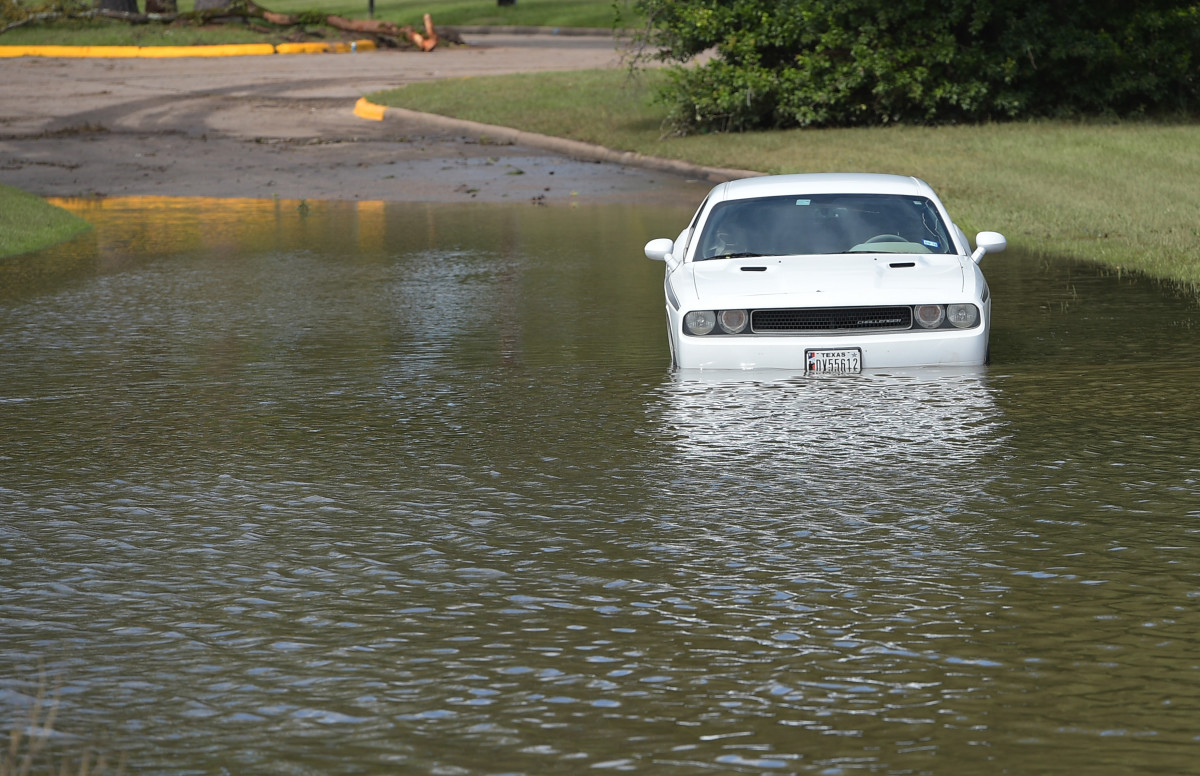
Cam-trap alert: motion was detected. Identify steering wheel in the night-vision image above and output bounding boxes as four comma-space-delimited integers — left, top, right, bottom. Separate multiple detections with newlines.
863, 234, 907, 244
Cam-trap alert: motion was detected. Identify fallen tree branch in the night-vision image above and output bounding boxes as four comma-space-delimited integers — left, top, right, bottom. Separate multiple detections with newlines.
324, 12, 436, 51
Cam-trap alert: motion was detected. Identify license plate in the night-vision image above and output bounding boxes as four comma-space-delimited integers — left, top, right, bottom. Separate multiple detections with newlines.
806, 348, 862, 374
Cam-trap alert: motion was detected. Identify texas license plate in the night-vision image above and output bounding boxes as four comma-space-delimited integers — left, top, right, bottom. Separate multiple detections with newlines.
806, 348, 862, 374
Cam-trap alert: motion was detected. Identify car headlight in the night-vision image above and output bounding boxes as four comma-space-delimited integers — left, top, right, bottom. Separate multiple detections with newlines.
914, 304, 946, 329
683, 310, 716, 335
946, 303, 979, 328
717, 309, 749, 334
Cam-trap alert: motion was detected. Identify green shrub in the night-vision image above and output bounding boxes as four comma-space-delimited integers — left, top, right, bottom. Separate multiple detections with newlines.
635, 0, 1200, 131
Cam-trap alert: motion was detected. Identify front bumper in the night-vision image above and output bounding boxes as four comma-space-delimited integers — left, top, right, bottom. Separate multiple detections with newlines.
669, 313, 990, 370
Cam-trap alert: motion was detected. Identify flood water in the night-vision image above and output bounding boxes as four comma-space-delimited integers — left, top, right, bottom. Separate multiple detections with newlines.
2, 197, 1199, 775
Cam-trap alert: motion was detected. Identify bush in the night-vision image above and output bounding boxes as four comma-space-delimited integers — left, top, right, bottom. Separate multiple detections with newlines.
634, 0, 1200, 131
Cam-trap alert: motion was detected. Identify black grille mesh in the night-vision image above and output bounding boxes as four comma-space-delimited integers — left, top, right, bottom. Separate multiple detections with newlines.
751, 306, 912, 333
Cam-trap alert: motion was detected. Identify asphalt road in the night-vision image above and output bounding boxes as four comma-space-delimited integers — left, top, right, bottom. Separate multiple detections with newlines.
0, 33, 708, 203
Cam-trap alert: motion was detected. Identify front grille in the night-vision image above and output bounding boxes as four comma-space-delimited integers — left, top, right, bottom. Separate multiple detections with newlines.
751, 306, 912, 333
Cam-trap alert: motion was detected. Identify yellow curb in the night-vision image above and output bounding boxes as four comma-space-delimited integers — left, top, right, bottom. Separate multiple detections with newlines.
276, 42, 331, 54
276, 40, 376, 54
0, 45, 131, 57
143, 43, 277, 57
0, 40, 376, 58
353, 97, 387, 121
272, 41, 328, 54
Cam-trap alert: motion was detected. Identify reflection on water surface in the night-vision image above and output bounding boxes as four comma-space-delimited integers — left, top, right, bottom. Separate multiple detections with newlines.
1, 198, 1199, 774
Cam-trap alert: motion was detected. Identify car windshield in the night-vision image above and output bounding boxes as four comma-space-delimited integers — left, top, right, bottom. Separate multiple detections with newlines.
695, 193, 955, 260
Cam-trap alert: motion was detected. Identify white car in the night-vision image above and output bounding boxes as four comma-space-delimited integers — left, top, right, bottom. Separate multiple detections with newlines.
644, 173, 1007, 372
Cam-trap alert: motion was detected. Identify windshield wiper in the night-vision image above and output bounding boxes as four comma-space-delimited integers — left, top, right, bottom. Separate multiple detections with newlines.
706, 252, 772, 260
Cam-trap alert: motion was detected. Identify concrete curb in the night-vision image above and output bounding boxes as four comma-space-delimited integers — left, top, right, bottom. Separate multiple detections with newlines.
0, 40, 377, 58
371, 103, 763, 184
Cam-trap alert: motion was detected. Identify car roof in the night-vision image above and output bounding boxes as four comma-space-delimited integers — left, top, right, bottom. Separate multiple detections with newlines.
712, 173, 936, 202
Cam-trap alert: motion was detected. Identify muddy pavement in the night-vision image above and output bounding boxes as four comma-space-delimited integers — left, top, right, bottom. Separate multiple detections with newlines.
0, 34, 702, 203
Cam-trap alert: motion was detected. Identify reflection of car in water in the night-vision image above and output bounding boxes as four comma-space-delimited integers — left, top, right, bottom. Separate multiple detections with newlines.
644, 173, 1006, 372
652, 368, 1006, 525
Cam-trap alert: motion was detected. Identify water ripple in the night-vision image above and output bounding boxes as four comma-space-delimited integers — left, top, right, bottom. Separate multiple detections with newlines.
3, 202, 1200, 774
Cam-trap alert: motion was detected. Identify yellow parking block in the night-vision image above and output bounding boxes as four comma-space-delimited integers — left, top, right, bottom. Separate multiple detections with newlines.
353, 98, 387, 121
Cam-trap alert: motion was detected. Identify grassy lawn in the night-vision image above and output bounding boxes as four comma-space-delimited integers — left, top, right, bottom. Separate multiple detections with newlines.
0, 184, 92, 259
0, 18, 284, 45
372, 69, 1200, 291
0, 0, 642, 46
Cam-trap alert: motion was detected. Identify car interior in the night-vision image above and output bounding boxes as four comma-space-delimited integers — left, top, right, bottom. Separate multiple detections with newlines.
698, 194, 954, 258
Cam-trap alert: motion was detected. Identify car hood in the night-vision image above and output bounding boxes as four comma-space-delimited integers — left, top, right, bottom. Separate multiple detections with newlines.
688, 254, 966, 306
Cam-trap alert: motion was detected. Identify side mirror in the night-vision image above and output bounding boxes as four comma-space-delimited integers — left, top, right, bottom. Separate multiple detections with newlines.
644, 238, 674, 262
971, 231, 1007, 263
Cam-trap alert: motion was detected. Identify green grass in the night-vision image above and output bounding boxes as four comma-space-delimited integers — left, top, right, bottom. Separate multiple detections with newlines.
352, 0, 641, 29
372, 69, 1200, 291
0, 183, 92, 259
0, 0, 641, 46
0, 17, 287, 45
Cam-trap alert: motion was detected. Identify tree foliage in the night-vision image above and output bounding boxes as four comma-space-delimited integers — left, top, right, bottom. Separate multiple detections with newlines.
633, 0, 1200, 131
